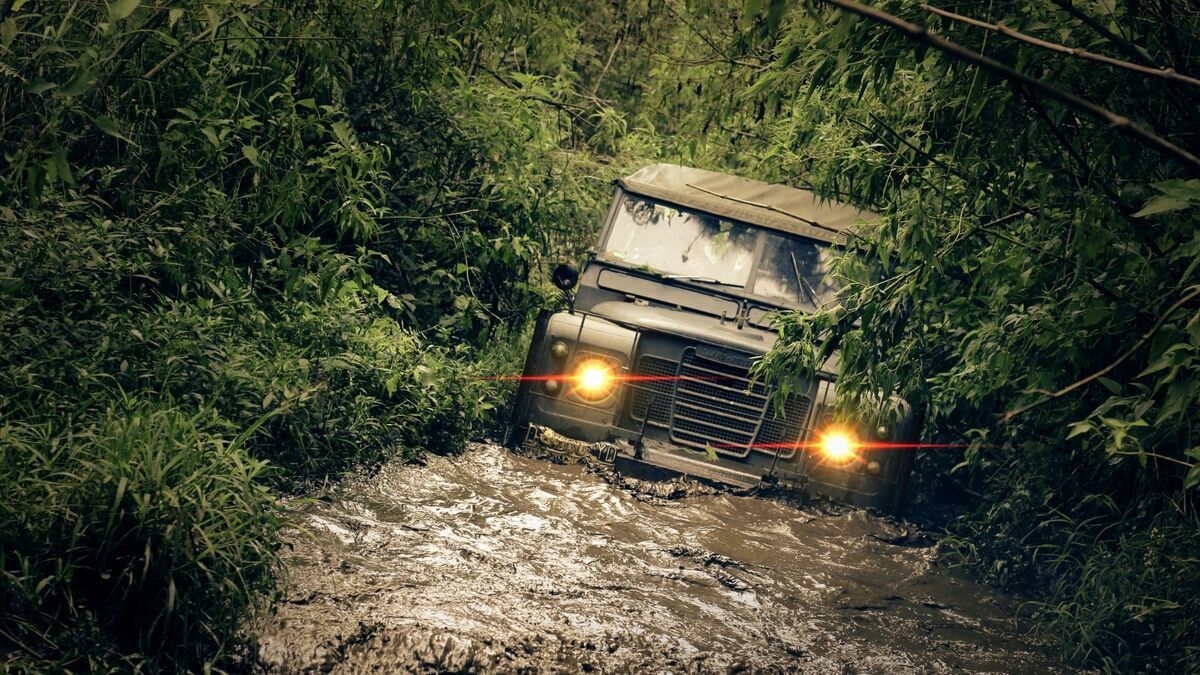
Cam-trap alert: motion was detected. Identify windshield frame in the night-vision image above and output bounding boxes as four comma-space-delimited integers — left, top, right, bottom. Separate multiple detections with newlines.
595, 190, 841, 312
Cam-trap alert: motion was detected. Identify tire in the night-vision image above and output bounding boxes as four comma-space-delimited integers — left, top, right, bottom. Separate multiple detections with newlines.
504, 309, 552, 449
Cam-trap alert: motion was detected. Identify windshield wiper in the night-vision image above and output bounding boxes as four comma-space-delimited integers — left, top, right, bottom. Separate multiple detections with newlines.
790, 251, 820, 308
664, 274, 744, 289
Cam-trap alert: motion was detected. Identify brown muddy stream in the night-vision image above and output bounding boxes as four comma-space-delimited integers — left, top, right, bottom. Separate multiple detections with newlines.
255, 443, 1075, 673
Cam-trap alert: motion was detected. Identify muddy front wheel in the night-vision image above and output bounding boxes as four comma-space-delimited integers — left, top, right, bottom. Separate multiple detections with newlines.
505, 309, 551, 449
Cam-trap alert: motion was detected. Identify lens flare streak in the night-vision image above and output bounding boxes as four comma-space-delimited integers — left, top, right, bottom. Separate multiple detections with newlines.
713, 441, 968, 451
474, 374, 746, 382
475, 376, 968, 451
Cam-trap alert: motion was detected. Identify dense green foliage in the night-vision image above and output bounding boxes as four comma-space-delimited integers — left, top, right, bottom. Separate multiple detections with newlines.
691, 3, 1198, 671
1, 403, 277, 671
3, 0, 1198, 671
0, 0, 622, 669
542, 0, 1200, 670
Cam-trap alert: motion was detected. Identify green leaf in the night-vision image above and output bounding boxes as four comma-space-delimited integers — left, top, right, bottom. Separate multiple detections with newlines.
109, 0, 141, 21
241, 144, 261, 167
1066, 421, 1092, 440
201, 126, 220, 148
24, 79, 56, 95
1138, 343, 1188, 378
331, 120, 352, 146
168, 7, 184, 26
93, 115, 137, 145
765, 0, 788, 33
52, 146, 73, 185
94, 115, 117, 135
58, 69, 92, 97
1133, 195, 1191, 218
1151, 179, 1200, 200
1184, 460, 1200, 491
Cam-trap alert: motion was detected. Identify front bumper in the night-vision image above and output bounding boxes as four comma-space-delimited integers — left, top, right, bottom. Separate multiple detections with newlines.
525, 424, 769, 491
520, 414, 914, 513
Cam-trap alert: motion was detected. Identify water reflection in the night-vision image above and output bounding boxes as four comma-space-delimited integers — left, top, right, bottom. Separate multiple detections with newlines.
256, 443, 1073, 674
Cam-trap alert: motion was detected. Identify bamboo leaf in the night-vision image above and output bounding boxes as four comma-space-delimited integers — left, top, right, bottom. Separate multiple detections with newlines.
109, 0, 142, 21
241, 145, 261, 167
1133, 195, 1191, 218
93, 115, 138, 146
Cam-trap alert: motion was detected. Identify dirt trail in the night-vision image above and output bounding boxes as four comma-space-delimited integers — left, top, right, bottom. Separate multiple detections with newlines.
254, 442, 1074, 673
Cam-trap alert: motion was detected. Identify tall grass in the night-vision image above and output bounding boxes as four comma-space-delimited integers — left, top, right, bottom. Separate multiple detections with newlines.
0, 403, 278, 670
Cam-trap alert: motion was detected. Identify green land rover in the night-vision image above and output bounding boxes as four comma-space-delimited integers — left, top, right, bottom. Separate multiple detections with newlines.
506, 164, 919, 512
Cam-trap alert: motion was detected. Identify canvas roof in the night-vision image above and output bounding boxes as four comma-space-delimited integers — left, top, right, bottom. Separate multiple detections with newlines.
616, 163, 879, 243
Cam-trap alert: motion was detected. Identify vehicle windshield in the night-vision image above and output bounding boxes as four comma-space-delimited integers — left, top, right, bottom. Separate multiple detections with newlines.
603, 196, 757, 286
602, 194, 839, 310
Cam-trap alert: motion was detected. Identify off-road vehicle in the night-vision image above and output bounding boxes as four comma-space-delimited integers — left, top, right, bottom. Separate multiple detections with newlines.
506, 164, 918, 511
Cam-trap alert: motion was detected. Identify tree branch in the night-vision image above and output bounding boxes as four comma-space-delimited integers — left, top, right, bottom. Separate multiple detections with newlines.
865, 112, 1038, 219
816, 0, 1200, 175
1002, 285, 1200, 422
922, 4, 1200, 89
138, 15, 236, 83
590, 34, 623, 100
1049, 0, 1159, 69
684, 182, 844, 235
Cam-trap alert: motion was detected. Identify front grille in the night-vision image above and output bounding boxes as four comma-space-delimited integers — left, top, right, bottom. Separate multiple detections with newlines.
630, 355, 675, 424
628, 347, 811, 458
757, 395, 812, 459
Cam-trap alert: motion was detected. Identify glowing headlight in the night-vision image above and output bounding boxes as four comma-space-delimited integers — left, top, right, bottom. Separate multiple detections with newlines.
819, 429, 858, 463
572, 360, 616, 401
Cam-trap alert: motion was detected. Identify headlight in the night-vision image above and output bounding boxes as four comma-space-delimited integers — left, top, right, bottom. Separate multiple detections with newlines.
818, 428, 858, 463
572, 359, 616, 401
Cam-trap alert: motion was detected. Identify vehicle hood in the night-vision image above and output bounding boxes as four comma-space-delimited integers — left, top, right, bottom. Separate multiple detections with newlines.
589, 301, 777, 355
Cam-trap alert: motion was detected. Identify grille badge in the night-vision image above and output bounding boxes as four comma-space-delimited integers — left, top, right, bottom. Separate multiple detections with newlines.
694, 344, 754, 369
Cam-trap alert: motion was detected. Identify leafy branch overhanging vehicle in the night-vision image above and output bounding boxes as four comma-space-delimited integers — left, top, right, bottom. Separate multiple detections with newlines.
507, 164, 920, 512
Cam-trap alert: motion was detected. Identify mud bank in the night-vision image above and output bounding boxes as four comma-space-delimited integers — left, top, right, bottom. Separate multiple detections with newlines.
254, 443, 1074, 673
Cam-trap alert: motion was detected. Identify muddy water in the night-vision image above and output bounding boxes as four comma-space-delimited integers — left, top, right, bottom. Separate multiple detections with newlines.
255, 443, 1073, 674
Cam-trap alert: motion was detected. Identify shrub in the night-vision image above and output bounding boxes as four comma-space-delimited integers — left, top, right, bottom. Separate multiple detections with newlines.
0, 403, 278, 671
0, 0, 622, 668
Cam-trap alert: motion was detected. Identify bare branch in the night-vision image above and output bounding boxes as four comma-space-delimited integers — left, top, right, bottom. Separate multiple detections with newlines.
1050, 0, 1159, 69
590, 35, 624, 100
139, 15, 236, 83
1003, 285, 1200, 422
684, 182, 844, 235
816, 0, 1200, 175
921, 4, 1200, 89
864, 112, 1040, 219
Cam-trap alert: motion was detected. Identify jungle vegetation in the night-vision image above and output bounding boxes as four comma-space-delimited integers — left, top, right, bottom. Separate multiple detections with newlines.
1, 0, 1197, 672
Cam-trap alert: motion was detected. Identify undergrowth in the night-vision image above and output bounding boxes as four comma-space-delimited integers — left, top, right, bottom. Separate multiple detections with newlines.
0, 0, 614, 670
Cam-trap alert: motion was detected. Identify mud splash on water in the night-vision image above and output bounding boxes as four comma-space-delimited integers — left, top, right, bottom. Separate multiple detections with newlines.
254, 443, 1074, 673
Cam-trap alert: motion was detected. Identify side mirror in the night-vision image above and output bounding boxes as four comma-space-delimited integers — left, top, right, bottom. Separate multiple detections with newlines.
551, 263, 579, 291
